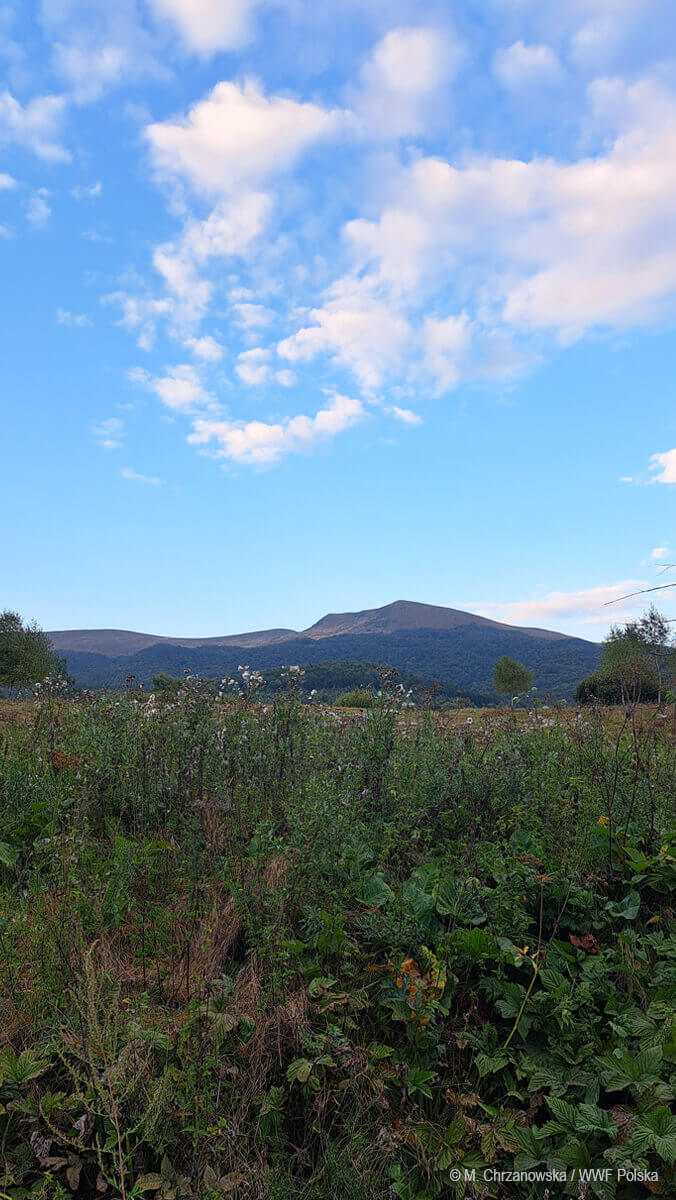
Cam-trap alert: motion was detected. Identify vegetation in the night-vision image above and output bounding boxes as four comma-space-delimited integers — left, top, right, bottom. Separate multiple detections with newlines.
0, 666, 673, 1199
492, 656, 534, 704
153, 663, 470, 707
0, 610, 61, 693
61, 627, 600, 701
600, 609, 675, 707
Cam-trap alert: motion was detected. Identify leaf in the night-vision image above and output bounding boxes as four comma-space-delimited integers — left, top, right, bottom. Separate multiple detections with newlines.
286, 1058, 312, 1085
444, 1112, 466, 1147
630, 1106, 676, 1165
203, 1166, 219, 1189
135, 1175, 164, 1192
406, 1067, 436, 1099
66, 1162, 82, 1191
368, 1043, 394, 1059
542, 1097, 578, 1135
576, 1103, 617, 1137
357, 873, 393, 908
0, 842, 18, 868
605, 891, 640, 921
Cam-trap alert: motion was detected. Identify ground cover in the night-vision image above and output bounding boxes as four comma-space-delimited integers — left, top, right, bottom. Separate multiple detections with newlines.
0, 681, 673, 1199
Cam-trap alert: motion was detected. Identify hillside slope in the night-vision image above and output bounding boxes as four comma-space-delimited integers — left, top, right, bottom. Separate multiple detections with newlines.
58, 620, 600, 700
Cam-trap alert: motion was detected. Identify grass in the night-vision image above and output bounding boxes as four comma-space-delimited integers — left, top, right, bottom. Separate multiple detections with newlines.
0, 679, 673, 1199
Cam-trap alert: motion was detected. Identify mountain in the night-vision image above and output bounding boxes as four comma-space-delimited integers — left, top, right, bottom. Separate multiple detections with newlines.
49, 600, 600, 700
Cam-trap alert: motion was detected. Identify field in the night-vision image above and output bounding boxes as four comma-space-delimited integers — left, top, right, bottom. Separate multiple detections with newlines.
0, 681, 673, 1200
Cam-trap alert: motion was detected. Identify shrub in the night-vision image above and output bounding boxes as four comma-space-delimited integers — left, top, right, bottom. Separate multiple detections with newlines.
336, 688, 376, 708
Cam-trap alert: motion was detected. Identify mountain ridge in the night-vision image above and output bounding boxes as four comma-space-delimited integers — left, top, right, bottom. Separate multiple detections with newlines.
48, 599, 576, 658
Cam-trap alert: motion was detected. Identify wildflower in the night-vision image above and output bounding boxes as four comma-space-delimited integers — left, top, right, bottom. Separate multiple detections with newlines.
597, 816, 609, 827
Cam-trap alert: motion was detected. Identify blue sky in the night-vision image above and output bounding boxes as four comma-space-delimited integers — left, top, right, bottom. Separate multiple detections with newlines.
1, 0, 675, 640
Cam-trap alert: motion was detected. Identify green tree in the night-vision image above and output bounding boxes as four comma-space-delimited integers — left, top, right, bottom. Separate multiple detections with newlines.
0, 610, 60, 692
600, 608, 673, 706
493, 656, 534, 705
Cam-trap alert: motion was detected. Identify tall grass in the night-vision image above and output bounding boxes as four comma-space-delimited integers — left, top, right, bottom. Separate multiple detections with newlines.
0, 679, 673, 1198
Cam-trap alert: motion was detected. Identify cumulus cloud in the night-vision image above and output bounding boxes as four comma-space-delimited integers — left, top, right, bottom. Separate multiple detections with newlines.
278, 279, 411, 389
327, 77, 676, 362
650, 448, 676, 483
146, 0, 261, 55
236, 347, 296, 387
103, 291, 173, 350
151, 192, 271, 327
183, 335, 223, 362
188, 391, 364, 466
493, 41, 563, 90
145, 80, 345, 197
0, 173, 16, 189
232, 301, 274, 329
0, 90, 69, 161
650, 545, 670, 560
352, 26, 462, 137
132, 363, 215, 412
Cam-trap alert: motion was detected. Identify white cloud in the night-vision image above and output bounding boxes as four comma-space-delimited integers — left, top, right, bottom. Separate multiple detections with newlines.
0, 173, 16, 189
188, 391, 364, 465
278, 279, 411, 389
26, 188, 51, 228
232, 301, 274, 329
146, 0, 260, 55
40, 0, 166, 102
145, 80, 345, 197
236, 347, 271, 386
121, 467, 165, 485
476, 581, 651, 627
332, 79, 676, 358
235, 347, 296, 387
0, 90, 69, 161
388, 406, 422, 425
57, 307, 92, 327
183, 334, 223, 362
52, 42, 132, 103
136, 363, 215, 412
93, 417, 124, 450
493, 41, 563, 90
151, 192, 271, 327
423, 313, 473, 393
103, 291, 172, 350
71, 181, 102, 199
650, 448, 676, 483
650, 545, 670, 560
352, 26, 461, 137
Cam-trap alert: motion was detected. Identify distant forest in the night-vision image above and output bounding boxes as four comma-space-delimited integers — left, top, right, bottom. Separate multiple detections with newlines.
61, 626, 600, 700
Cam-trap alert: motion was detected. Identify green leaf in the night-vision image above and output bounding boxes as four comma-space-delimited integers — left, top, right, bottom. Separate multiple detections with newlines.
0, 843, 18, 868
444, 1112, 466, 1147
406, 1067, 436, 1099
286, 1058, 312, 1085
368, 1043, 394, 1059
356, 873, 393, 908
605, 891, 640, 921
576, 1103, 617, 1137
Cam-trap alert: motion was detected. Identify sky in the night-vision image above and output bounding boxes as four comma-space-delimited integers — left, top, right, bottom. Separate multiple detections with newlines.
1, 0, 675, 642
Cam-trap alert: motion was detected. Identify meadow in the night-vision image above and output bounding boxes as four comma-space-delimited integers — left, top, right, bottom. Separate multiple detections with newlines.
0, 676, 673, 1200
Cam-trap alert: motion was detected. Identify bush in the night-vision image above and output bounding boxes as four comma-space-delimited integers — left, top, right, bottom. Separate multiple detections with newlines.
575, 672, 658, 705
335, 688, 376, 708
